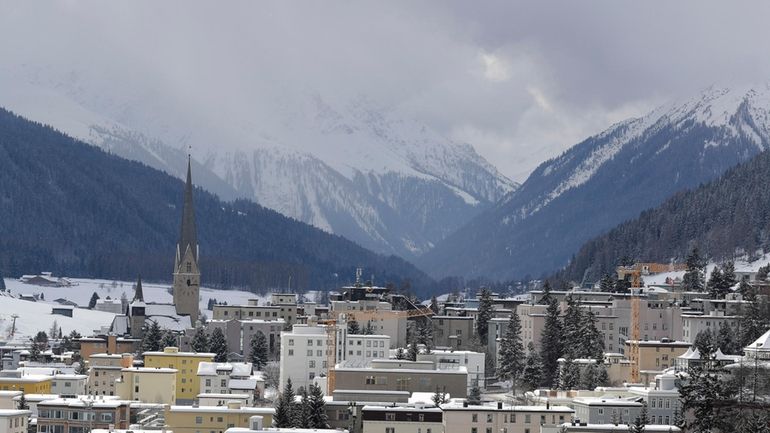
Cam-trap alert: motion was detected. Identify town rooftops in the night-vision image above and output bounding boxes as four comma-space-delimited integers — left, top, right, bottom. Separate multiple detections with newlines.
39, 397, 131, 408
120, 367, 178, 374
197, 362, 252, 377
168, 405, 274, 415
362, 405, 442, 412
143, 347, 215, 357
441, 402, 573, 412
561, 424, 680, 432
573, 397, 643, 407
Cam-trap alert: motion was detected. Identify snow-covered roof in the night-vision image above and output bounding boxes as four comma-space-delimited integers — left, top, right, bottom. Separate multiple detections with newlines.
197, 362, 252, 377
679, 347, 700, 359
746, 328, 770, 352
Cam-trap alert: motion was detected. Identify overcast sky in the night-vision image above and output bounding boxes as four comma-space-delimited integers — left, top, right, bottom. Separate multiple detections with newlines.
2, 1, 770, 181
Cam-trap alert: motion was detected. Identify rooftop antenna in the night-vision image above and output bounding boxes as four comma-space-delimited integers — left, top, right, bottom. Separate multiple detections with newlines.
355, 268, 363, 287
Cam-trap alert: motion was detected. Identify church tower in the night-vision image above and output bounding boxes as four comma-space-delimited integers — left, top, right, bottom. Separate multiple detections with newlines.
173, 156, 200, 324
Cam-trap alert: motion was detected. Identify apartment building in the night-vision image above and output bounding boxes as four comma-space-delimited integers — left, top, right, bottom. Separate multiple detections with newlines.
628, 373, 680, 427
0, 410, 31, 433
441, 401, 574, 433
331, 300, 407, 348
88, 354, 133, 396
681, 311, 741, 343
78, 336, 140, 359
417, 350, 485, 391
279, 324, 329, 391
339, 334, 390, 367
51, 374, 88, 395
198, 362, 264, 403
115, 367, 177, 404
0, 374, 52, 394
334, 360, 467, 398
623, 340, 691, 373
164, 402, 274, 433
431, 316, 474, 351
572, 398, 643, 425
362, 404, 443, 433
37, 397, 131, 433
143, 347, 214, 404
212, 298, 296, 325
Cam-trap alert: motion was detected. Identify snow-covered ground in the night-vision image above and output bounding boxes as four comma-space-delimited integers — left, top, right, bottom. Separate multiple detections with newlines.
1, 277, 273, 343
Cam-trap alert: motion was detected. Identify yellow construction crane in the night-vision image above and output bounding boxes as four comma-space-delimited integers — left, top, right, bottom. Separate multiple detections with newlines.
323, 307, 434, 394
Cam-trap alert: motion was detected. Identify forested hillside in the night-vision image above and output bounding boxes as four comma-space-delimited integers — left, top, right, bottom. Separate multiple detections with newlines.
0, 109, 435, 294
560, 150, 770, 282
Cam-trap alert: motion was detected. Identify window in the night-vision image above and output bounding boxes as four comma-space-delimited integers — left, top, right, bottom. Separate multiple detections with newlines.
385, 413, 396, 421
308, 340, 314, 346
309, 372, 315, 379
471, 428, 478, 433
386, 429, 395, 433
196, 417, 203, 424
472, 414, 478, 422
366, 376, 376, 385
486, 429, 492, 433
217, 417, 223, 422
598, 409, 604, 415
206, 379, 211, 387
309, 360, 316, 368
525, 414, 531, 424
221, 379, 227, 387
486, 414, 493, 423
100, 413, 114, 422
419, 414, 425, 422
317, 350, 323, 357
289, 339, 295, 346
288, 349, 294, 356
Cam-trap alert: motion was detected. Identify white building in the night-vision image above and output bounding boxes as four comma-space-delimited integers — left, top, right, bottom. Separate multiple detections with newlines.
198, 362, 263, 403
416, 350, 485, 391
572, 398, 643, 426
681, 311, 741, 343
330, 300, 407, 348
279, 324, 330, 391
362, 404, 443, 433
198, 393, 250, 407
339, 334, 390, 367
94, 298, 125, 314
0, 410, 31, 433
51, 374, 88, 395
628, 373, 680, 427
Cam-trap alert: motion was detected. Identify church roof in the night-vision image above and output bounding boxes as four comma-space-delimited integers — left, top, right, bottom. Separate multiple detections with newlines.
178, 156, 198, 263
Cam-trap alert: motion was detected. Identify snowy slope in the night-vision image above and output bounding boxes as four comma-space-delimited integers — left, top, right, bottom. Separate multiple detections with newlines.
0, 66, 515, 258
0, 277, 272, 343
421, 85, 770, 280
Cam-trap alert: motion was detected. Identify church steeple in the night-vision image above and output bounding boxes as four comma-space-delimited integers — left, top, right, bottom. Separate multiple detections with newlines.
177, 155, 198, 264
133, 275, 144, 302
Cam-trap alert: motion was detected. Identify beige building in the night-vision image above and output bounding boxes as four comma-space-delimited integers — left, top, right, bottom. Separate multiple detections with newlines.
0, 410, 30, 433
334, 360, 467, 398
441, 402, 574, 433
88, 354, 133, 396
115, 367, 177, 404
144, 347, 214, 404
38, 398, 131, 433
624, 340, 691, 373
0, 391, 22, 410
362, 405, 443, 433
164, 402, 274, 433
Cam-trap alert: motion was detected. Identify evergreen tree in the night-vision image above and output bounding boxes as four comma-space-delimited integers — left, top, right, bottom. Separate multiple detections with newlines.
17, 394, 27, 410
739, 281, 768, 347
736, 411, 770, 433
191, 327, 209, 352
417, 320, 433, 349
395, 347, 406, 360
467, 381, 482, 405
88, 292, 100, 309
347, 320, 360, 335
737, 275, 753, 296
49, 320, 59, 340
682, 247, 706, 292
580, 310, 605, 361
141, 320, 163, 353
431, 386, 447, 406
210, 327, 228, 362
595, 364, 609, 387
162, 331, 177, 349
476, 288, 494, 342
28, 338, 41, 362
558, 356, 580, 390
274, 379, 297, 428
580, 363, 598, 390
407, 335, 419, 361
522, 342, 543, 391
538, 281, 554, 305
694, 329, 715, 357
722, 260, 737, 289
757, 263, 770, 281
362, 321, 375, 335
562, 295, 582, 358
497, 311, 525, 389
599, 274, 615, 292
716, 321, 736, 354
306, 384, 330, 429
678, 366, 735, 433
297, 386, 310, 428
249, 331, 269, 370
628, 403, 648, 433
707, 266, 726, 299
540, 297, 563, 388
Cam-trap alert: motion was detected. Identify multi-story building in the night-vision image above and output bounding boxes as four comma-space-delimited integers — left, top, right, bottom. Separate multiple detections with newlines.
0, 391, 22, 410
115, 367, 177, 404
516, 304, 547, 353
88, 354, 133, 397
572, 398, 643, 425
279, 324, 329, 391
339, 334, 390, 368
334, 360, 467, 398
362, 404, 443, 433
212, 300, 293, 324
240, 319, 284, 360
197, 362, 264, 403
416, 350, 485, 391
164, 402, 274, 433
431, 316, 474, 351
331, 300, 408, 348
143, 347, 214, 404
0, 374, 52, 394
623, 340, 691, 374
441, 401, 574, 433
37, 397, 131, 433
51, 374, 88, 395
681, 311, 741, 343
0, 409, 31, 433
628, 373, 680, 427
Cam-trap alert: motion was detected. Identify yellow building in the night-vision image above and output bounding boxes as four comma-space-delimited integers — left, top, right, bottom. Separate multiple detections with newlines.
625, 339, 691, 373
115, 367, 178, 404
164, 402, 274, 433
0, 375, 52, 394
143, 347, 214, 403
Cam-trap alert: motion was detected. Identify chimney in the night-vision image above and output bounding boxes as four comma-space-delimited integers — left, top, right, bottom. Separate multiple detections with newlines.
462, 401, 468, 408
497, 402, 502, 410
249, 416, 264, 431
546, 401, 550, 410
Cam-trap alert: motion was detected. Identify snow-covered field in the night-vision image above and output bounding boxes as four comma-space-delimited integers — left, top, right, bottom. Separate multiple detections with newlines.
1, 277, 272, 343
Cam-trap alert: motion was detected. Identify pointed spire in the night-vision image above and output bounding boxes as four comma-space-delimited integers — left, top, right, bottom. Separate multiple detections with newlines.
178, 154, 198, 262
133, 275, 144, 302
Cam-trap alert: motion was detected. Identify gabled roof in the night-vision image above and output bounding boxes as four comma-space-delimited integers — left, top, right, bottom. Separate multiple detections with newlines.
746, 328, 770, 352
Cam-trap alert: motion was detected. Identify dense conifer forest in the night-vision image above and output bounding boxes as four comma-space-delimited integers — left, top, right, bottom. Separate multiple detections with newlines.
560, 150, 770, 282
0, 109, 435, 294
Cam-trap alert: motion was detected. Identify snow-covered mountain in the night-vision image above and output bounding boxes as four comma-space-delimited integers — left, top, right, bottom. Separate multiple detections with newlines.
420, 85, 770, 280
0, 67, 515, 258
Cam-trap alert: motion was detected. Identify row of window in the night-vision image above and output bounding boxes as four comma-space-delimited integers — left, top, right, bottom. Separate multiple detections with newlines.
39, 410, 113, 422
